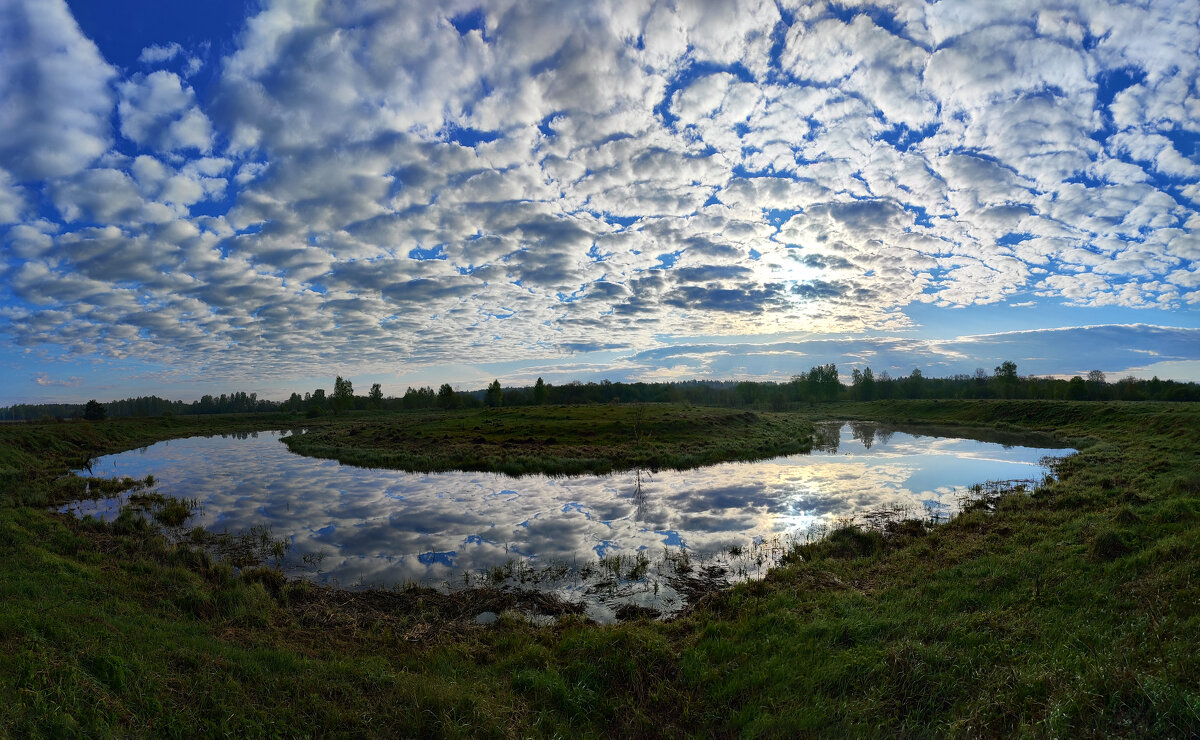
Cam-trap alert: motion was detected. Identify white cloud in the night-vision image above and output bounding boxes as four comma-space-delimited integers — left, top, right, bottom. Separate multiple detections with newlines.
50, 169, 172, 224
34, 372, 82, 387
2, 0, 1198, 391
0, 168, 25, 223
118, 71, 214, 152
139, 42, 183, 64
0, 0, 115, 180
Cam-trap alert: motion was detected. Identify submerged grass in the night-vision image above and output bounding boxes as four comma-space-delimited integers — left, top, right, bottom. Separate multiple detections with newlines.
1, 401, 1198, 735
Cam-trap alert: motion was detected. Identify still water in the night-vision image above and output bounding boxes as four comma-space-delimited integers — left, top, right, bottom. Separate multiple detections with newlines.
63, 422, 1070, 619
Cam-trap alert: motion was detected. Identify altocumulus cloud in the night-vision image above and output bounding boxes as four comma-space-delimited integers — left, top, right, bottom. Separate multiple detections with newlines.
0, 0, 1197, 398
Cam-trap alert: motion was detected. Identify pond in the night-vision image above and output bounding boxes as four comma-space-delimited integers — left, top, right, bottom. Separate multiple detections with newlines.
62, 421, 1072, 620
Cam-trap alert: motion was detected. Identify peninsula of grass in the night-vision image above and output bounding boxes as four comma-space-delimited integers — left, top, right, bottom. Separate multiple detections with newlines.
279, 404, 816, 475
2, 400, 1198, 735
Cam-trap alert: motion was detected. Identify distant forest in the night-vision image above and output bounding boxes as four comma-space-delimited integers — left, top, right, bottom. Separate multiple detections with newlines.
3, 363, 1198, 421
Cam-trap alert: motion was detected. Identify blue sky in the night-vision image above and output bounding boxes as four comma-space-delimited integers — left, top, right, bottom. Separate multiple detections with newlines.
1, 0, 1198, 404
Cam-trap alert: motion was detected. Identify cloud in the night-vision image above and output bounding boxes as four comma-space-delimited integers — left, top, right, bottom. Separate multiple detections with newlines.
1, 0, 1198, 396
601, 325, 1200, 382
118, 71, 214, 152
0, 168, 25, 223
34, 373, 82, 387
0, 0, 115, 180
50, 169, 174, 225
139, 42, 183, 64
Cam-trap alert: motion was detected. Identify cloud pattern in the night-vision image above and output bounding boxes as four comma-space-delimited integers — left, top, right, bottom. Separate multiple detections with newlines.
65, 427, 1065, 606
1, 0, 1198, 389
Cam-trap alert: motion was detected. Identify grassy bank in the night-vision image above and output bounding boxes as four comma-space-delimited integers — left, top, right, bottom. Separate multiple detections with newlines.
279, 404, 815, 475
1, 401, 1198, 735
0, 413, 312, 509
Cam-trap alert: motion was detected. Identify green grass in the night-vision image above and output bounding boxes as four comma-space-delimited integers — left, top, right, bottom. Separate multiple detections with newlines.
1, 401, 1198, 736
279, 404, 816, 475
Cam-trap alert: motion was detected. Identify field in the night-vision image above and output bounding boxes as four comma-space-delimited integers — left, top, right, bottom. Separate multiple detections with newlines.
280, 404, 815, 474
1, 401, 1198, 735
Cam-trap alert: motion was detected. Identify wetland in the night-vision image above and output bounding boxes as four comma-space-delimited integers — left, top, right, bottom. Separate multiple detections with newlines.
3, 400, 1198, 736
61, 419, 1070, 619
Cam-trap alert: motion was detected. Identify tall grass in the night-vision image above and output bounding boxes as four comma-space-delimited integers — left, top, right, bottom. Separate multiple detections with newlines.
280, 404, 816, 475
1, 401, 1198, 735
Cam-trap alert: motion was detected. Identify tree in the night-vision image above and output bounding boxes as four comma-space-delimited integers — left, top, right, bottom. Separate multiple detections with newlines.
1067, 375, 1087, 400
533, 377, 548, 405
876, 370, 893, 399
332, 376, 354, 414
485, 379, 503, 408
805, 364, 840, 402
83, 400, 106, 421
992, 361, 1019, 398
906, 368, 924, 399
851, 367, 875, 401
309, 388, 326, 414
437, 383, 456, 409
368, 383, 383, 409
402, 386, 436, 409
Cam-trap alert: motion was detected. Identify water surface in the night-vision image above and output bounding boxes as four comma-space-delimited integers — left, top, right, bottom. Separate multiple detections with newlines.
63, 422, 1070, 618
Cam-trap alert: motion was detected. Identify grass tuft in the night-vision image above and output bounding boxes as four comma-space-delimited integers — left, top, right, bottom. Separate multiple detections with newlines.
2, 401, 1199, 735
1090, 528, 1132, 561
795, 525, 884, 561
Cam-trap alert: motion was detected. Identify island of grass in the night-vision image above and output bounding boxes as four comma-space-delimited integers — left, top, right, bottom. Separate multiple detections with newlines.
2, 400, 1199, 736
279, 404, 816, 475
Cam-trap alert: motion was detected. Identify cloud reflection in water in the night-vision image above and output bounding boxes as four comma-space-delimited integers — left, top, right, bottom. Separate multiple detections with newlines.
64, 425, 1068, 592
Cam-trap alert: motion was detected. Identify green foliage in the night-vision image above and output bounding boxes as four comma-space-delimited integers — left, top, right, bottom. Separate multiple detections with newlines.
485, 379, 502, 408
367, 383, 383, 409
994, 360, 1018, 380
851, 366, 875, 401
1, 401, 1199, 736
282, 392, 303, 412
6, 367, 1199, 423
437, 383, 456, 410
1090, 528, 1132, 560
280, 405, 814, 475
807, 363, 841, 402
308, 388, 326, 413
401, 385, 437, 409
82, 400, 106, 421
152, 498, 195, 528
1068, 375, 1088, 400
332, 376, 354, 414
796, 525, 883, 560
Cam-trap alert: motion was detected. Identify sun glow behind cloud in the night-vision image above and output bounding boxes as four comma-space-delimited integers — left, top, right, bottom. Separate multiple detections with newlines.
0, 0, 1197, 402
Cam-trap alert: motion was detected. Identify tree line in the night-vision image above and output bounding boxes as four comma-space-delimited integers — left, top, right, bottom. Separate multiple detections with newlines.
0, 392, 277, 421
3, 365, 1197, 421
469, 365, 1199, 408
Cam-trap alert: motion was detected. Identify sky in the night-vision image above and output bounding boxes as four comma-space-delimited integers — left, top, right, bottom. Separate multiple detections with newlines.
1, 0, 1198, 404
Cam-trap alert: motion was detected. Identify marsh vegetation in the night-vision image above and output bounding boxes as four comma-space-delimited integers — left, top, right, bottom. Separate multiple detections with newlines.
279, 403, 817, 475
57, 418, 1064, 619
1, 401, 1198, 735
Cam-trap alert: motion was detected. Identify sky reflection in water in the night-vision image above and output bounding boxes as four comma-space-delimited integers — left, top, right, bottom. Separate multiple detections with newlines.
64, 423, 1068, 606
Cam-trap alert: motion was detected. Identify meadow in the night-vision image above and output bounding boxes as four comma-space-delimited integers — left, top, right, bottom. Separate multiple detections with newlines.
280, 403, 815, 475
1, 400, 1197, 736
